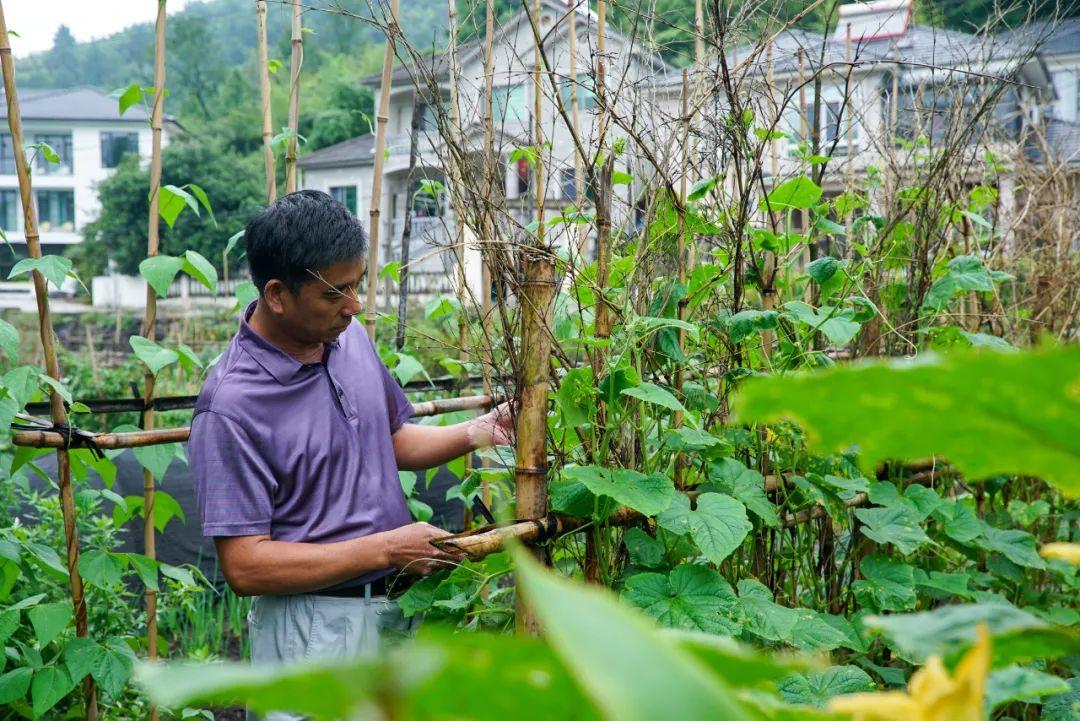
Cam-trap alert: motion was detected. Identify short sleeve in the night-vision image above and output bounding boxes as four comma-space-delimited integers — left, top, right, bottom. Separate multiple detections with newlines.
190, 410, 279, 537
379, 359, 413, 432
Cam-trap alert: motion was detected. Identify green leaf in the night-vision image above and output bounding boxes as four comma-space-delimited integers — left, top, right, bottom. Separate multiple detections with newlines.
512, 549, 753, 721
760, 176, 823, 213
8, 255, 72, 290
139, 255, 186, 298
379, 261, 401, 282
92, 637, 136, 698
26, 543, 67, 581
1041, 676, 1080, 721
391, 353, 427, 386
708, 459, 779, 527
64, 637, 99, 684
620, 382, 688, 415
32, 666, 76, 717
777, 666, 876, 708
116, 83, 144, 115
732, 346, 1080, 497
224, 229, 244, 257
922, 255, 1000, 312
28, 601, 72, 647
851, 555, 917, 611
234, 280, 259, 310
789, 611, 857, 652
133, 443, 178, 483
0, 608, 17, 644
176, 343, 204, 377
976, 526, 1046, 569
725, 310, 779, 344
186, 184, 216, 227
736, 580, 800, 643
854, 507, 931, 555
554, 366, 596, 427
623, 528, 665, 569
611, 170, 633, 185
126, 553, 160, 591
985, 666, 1069, 711
158, 184, 200, 228
783, 301, 861, 346
160, 563, 197, 587
78, 550, 124, 588
129, 335, 179, 375
0, 667, 32, 704
658, 493, 752, 565
688, 175, 720, 202
865, 602, 1047, 664
0, 318, 18, 362
560, 466, 676, 517
182, 250, 218, 294
806, 257, 839, 285
623, 565, 742, 635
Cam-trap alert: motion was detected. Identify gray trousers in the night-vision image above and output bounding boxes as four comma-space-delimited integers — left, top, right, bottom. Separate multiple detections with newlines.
247, 593, 419, 721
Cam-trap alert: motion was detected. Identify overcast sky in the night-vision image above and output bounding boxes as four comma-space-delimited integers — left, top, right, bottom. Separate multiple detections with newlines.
5, 0, 198, 56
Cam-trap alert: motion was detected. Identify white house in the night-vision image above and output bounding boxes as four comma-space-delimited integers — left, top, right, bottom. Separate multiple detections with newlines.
0, 86, 163, 266
300, 0, 671, 297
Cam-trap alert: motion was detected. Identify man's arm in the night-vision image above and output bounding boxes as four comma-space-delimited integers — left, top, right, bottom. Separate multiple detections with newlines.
215, 522, 461, 596
392, 403, 515, 471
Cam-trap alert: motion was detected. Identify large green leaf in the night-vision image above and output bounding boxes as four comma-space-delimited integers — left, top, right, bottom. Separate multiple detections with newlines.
129, 336, 179, 375
620, 382, 688, 415
865, 602, 1047, 663
92, 637, 136, 698
0, 318, 18, 362
0, 666, 31, 704
854, 507, 931, 555
158, 184, 200, 228
782, 301, 861, 346
985, 666, 1069, 712
725, 310, 779, 344
623, 564, 742, 635
513, 549, 752, 721
708, 459, 779, 527
8, 255, 73, 290
31, 666, 75, 717
760, 176, 823, 212
658, 493, 752, 565
851, 555, 917, 612
733, 346, 1080, 497
737, 580, 800, 644
78, 550, 124, 588
777, 666, 876, 708
1041, 676, 1080, 721
183, 250, 218, 294
976, 526, 1045, 569
139, 255, 186, 298
922, 255, 1004, 312
28, 601, 72, 647
560, 466, 676, 517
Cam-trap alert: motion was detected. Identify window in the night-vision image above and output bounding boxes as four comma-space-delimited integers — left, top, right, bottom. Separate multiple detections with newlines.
560, 168, 577, 200
330, 185, 358, 215
100, 132, 139, 169
35, 189, 74, 232
559, 74, 598, 111
0, 189, 18, 231
491, 83, 528, 125
0, 134, 14, 175
33, 134, 73, 175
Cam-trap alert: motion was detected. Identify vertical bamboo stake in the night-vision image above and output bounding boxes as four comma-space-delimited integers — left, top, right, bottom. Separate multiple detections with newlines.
592, 0, 612, 368
514, 253, 555, 633
479, 0, 496, 510
365, 0, 400, 339
568, 2, 586, 259
843, 23, 854, 244
0, 8, 98, 719
673, 69, 690, 490
256, 0, 277, 203
140, 9, 167, 719
515, 0, 554, 633
284, 0, 302, 193
797, 48, 810, 273
761, 42, 777, 357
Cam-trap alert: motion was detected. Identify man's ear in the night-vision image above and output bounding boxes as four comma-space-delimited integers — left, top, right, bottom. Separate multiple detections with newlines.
262, 279, 289, 314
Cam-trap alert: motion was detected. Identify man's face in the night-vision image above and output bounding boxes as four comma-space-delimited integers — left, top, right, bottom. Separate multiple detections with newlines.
279, 258, 365, 344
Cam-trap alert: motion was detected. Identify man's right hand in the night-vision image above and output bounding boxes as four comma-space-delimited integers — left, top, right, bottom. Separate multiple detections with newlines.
381, 522, 464, 576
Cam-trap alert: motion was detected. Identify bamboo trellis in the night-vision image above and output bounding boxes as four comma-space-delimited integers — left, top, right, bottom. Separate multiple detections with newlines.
256, 0, 277, 203
0, 3, 98, 717
284, 0, 303, 194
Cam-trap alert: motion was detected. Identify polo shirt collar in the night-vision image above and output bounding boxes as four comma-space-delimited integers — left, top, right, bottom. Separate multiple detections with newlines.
237, 301, 340, 384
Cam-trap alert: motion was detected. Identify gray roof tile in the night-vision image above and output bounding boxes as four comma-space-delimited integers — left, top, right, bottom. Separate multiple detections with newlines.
0, 86, 152, 122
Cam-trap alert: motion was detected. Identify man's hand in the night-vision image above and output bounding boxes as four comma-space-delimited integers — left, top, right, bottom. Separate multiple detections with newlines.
466, 401, 516, 449
382, 522, 465, 575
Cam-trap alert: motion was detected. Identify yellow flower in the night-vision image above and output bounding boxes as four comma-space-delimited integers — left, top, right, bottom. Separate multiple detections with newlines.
827, 624, 990, 721
1040, 542, 1080, 566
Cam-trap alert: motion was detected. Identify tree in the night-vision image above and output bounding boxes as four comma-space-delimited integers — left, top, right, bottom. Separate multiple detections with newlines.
45, 25, 78, 87
74, 143, 263, 279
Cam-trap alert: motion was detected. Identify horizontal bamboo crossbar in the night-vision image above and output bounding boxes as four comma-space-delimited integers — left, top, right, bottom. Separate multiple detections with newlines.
12, 394, 500, 451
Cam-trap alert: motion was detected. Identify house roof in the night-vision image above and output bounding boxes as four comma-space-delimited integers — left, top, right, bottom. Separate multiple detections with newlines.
297, 133, 377, 170
360, 0, 669, 91
0, 86, 154, 123
998, 17, 1080, 58
1037, 116, 1080, 165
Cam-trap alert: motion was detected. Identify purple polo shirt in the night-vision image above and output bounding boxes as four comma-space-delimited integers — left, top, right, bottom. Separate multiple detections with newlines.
189, 304, 413, 584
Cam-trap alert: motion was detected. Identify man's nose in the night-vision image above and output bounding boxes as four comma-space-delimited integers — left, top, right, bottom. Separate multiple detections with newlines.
342, 292, 361, 317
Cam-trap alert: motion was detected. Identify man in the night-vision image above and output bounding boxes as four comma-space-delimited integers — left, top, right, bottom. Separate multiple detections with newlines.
190, 191, 512, 691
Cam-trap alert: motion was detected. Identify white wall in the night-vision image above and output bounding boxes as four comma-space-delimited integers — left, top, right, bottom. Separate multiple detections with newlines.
0, 119, 156, 246
1047, 55, 1080, 122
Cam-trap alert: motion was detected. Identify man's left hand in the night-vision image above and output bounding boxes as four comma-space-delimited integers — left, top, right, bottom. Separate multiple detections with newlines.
466, 401, 516, 449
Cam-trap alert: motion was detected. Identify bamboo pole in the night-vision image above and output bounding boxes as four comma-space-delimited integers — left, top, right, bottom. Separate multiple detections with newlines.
761, 42, 778, 357
140, 6, 168, 710
568, 2, 587, 259
673, 69, 690, 491
479, 0, 496, 511
256, 0, 277, 203
513, 254, 556, 633
843, 23, 854, 244
365, 0, 400, 338
0, 5, 99, 718
13, 395, 500, 451
284, 0, 303, 193
592, 0, 613, 370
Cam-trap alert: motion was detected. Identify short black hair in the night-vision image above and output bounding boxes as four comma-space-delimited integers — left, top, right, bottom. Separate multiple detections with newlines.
244, 190, 368, 293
